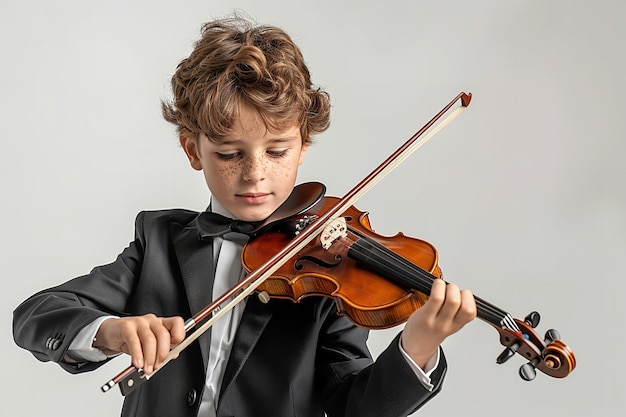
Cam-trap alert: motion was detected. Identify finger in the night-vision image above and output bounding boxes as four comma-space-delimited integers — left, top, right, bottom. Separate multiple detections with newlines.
456, 289, 477, 323
422, 278, 447, 315
163, 316, 186, 346
437, 282, 462, 322
161, 317, 185, 361
152, 321, 176, 368
137, 325, 157, 374
123, 329, 145, 371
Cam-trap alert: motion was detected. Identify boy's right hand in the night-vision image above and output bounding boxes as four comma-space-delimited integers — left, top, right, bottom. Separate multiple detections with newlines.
93, 314, 185, 375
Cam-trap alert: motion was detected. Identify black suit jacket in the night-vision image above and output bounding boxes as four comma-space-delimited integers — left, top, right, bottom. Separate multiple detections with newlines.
13, 210, 447, 417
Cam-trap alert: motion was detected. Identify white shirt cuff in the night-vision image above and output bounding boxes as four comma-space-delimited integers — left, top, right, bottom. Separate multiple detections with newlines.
66, 316, 119, 362
398, 338, 440, 391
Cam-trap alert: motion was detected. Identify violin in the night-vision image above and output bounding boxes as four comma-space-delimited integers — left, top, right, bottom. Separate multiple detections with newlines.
244, 191, 576, 381
101, 92, 575, 395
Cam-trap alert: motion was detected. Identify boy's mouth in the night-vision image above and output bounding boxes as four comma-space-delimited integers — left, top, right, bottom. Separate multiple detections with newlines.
237, 192, 271, 205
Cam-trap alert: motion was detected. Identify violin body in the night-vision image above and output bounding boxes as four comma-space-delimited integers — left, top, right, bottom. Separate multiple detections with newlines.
243, 197, 434, 329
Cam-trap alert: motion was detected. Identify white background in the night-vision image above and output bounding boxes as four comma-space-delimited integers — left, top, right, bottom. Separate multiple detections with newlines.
1, 1, 623, 416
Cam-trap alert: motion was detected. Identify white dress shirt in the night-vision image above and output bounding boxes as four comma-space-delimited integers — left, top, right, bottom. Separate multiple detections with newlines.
197, 199, 248, 417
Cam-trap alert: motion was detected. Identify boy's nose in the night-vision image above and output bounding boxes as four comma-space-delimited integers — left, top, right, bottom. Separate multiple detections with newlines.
242, 155, 266, 182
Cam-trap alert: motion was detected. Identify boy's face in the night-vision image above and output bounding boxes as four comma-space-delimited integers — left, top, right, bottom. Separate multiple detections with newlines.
180, 103, 309, 222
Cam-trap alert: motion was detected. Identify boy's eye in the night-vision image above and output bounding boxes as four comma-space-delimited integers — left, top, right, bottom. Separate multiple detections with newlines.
267, 149, 288, 158
216, 152, 241, 161
215, 149, 289, 160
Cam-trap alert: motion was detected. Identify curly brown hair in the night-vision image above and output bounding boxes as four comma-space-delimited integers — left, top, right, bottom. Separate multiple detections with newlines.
162, 16, 330, 144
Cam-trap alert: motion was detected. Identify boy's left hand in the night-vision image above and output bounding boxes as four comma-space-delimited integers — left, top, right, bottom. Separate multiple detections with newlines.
400, 278, 477, 368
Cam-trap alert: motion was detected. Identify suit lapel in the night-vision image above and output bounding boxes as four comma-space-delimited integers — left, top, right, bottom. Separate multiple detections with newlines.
219, 295, 273, 399
170, 219, 215, 370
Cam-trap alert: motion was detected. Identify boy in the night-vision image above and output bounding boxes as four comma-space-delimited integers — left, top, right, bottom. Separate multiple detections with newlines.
13, 16, 476, 417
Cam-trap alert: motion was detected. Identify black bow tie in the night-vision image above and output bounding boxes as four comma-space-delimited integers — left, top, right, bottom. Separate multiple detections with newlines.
195, 212, 259, 239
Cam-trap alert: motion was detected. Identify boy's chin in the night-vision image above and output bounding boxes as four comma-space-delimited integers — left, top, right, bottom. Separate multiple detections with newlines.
234, 207, 276, 223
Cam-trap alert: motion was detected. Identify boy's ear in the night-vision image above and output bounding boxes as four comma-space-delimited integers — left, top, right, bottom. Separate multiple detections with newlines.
179, 134, 203, 171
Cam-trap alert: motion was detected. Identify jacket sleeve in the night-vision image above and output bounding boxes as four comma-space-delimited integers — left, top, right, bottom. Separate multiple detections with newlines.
12, 212, 148, 374
318, 307, 447, 417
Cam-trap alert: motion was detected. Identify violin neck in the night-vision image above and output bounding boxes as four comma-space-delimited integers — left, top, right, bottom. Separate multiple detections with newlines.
347, 232, 517, 331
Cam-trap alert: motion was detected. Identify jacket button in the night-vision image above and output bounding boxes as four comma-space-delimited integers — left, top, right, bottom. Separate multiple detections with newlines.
46, 333, 64, 350
187, 389, 197, 407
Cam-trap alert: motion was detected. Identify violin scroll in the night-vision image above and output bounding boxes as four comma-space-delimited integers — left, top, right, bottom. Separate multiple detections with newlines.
495, 311, 576, 380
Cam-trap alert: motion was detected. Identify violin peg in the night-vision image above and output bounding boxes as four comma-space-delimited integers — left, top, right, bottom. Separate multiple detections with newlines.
524, 311, 541, 328
519, 361, 538, 381
496, 343, 519, 364
544, 328, 560, 343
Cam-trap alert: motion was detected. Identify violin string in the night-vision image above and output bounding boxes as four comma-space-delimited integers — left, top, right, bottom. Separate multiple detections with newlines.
343, 228, 518, 330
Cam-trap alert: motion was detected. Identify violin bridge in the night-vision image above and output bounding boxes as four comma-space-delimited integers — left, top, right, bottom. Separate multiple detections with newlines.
320, 217, 348, 249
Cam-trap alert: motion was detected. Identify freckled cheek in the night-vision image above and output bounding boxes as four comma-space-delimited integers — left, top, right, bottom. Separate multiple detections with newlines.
283, 165, 296, 179
215, 163, 243, 180
278, 155, 301, 179
268, 162, 292, 179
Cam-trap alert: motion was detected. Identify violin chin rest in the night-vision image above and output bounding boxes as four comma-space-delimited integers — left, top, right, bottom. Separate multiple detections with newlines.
250, 182, 326, 235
